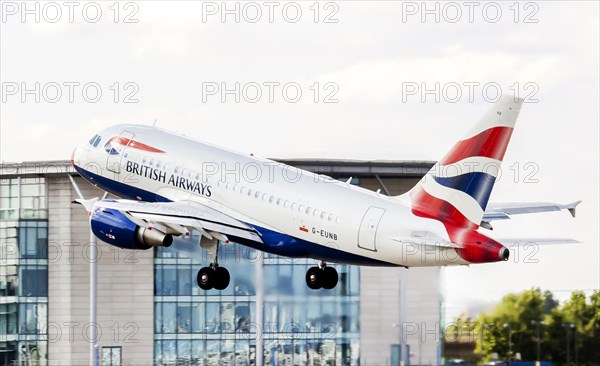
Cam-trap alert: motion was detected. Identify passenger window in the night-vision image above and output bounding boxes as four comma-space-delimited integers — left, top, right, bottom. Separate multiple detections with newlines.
306, 207, 311, 214
262, 193, 268, 201
299, 205, 304, 212
247, 189, 253, 196
291, 203, 297, 210
320, 211, 326, 219
269, 196, 274, 203
93, 135, 101, 147
240, 187, 246, 194
255, 191, 260, 199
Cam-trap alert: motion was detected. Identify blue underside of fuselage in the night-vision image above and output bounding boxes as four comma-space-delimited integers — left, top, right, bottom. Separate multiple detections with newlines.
75, 165, 395, 266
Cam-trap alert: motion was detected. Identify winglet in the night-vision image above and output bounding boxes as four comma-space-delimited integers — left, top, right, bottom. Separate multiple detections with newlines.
567, 200, 582, 218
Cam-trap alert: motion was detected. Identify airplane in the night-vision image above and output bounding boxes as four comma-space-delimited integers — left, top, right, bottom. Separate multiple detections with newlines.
71, 95, 580, 290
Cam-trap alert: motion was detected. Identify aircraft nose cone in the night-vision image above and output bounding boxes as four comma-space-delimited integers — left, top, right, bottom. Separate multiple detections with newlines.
71, 145, 79, 167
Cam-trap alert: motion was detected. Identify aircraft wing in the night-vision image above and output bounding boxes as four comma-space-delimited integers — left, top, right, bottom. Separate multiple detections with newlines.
92, 199, 263, 243
483, 201, 581, 221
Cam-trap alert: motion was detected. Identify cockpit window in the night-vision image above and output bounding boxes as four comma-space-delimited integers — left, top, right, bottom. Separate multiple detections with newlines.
104, 137, 120, 155
88, 134, 102, 148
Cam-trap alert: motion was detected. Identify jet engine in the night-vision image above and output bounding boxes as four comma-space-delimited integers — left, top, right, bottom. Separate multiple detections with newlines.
90, 208, 173, 250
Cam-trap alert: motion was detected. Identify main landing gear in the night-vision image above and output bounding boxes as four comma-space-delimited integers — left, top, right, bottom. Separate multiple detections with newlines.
305, 261, 338, 290
197, 265, 230, 291
196, 236, 230, 291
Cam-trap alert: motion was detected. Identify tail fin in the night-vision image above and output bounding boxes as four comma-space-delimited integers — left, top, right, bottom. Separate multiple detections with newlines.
406, 95, 524, 229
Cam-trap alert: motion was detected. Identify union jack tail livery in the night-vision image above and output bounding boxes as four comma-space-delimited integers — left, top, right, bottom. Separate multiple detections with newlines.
408, 95, 523, 230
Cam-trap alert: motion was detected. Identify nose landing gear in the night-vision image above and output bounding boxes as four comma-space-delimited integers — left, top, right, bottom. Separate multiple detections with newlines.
306, 261, 338, 290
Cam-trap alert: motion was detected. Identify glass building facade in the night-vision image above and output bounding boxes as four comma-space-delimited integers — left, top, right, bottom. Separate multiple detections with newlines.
154, 235, 360, 365
0, 177, 49, 365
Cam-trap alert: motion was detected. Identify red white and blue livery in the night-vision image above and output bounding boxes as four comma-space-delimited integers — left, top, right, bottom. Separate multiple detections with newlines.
71, 95, 580, 290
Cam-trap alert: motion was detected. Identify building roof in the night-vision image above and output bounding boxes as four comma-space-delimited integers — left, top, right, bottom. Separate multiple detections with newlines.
0, 159, 435, 178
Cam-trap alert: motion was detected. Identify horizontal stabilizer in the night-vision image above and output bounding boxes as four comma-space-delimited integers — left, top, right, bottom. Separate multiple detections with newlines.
390, 236, 460, 248
484, 201, 582, 221
496, 237, 580, 246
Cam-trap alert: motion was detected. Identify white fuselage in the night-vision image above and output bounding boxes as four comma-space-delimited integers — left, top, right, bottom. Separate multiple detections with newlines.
74, 124, 468, 267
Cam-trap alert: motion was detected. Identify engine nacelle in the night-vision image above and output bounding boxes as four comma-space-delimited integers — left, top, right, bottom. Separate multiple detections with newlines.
91, 208, 173, 250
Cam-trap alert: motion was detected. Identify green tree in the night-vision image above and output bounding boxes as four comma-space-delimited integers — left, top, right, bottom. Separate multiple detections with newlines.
474, 289, 546, 363
545, 291, 600, 365
474, 289, 600, 365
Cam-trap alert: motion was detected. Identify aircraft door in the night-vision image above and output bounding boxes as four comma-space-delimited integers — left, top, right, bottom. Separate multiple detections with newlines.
358, 206, 386, 251
106, 131, 135, 174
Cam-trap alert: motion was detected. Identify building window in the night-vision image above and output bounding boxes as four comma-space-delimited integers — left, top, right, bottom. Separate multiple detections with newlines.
18, 221, 48, 259
0, 303, 18, 334
102, 346, 122, 366
0, 178, 19, 220
19, 266, 48, 297
0, 265, 18, 296
0, 177, 49, 366
19, 303, 47, 335
154, 235, 360, 366
0, 177, 48, 220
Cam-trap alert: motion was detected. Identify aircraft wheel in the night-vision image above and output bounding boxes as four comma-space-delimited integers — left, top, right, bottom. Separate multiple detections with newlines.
306, 266, 322, 290
213, 267, 231, 290
197, 267, 214, 290
322, 266, 339, 290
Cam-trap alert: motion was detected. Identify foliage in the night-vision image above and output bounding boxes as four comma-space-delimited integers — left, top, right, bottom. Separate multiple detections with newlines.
472, 289, 599, 365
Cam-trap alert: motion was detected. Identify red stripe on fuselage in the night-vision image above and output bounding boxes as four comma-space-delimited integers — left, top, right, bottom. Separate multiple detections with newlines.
440, 126, 513, 165
111, 137, 165, 153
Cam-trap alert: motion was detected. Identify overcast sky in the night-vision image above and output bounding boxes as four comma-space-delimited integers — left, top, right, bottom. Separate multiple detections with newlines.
1, 1, 598, 319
